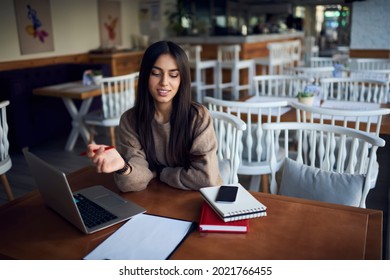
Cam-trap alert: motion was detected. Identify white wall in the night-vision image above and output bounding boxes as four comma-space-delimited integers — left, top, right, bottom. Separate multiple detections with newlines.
351, 0, 390, 50
0, 0, 140, 62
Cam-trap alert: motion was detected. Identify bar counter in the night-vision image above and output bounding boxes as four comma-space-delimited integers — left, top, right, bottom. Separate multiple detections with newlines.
170, 32, 304, 60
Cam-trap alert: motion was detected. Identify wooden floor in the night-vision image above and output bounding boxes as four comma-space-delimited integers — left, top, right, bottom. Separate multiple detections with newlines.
1, 131, 389, 259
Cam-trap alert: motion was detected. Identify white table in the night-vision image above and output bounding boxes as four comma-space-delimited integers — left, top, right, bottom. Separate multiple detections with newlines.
33, 81, 101, 151
243, 95, 390, 135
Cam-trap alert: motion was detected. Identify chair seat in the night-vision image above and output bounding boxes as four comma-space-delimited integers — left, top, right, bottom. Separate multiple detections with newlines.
0, 156, 12, 174
84, 110, 120, 127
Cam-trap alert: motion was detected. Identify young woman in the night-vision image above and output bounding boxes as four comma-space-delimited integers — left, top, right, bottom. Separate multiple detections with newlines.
86, 41, 223, 191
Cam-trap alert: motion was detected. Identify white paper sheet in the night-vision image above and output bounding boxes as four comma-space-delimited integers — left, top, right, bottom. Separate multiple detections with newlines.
84, 214, 193, 260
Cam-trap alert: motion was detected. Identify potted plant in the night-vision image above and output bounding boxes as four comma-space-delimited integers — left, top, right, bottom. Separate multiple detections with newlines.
297, 85, 320, 106
92, 70, 103, 85
82, 70, 103, 86
165, 0, 193, 36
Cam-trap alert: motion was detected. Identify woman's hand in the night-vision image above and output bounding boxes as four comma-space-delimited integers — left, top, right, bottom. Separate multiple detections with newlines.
86, 144, 125, 173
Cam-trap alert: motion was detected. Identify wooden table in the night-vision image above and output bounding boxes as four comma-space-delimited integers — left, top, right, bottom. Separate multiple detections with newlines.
33, 81, 101, 151
0, 166, 382, 260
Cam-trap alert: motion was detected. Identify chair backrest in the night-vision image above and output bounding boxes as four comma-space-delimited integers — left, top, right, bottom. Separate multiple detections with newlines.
309, 57, 336, 67
181, 44, 202, 65
288, 40, 302, 67
266, 42, 290, 71
253, 74, 311, 98
0, 100, 11, 165
100, 72, 138, 119
291, 100, 390, 136
205, 96, 288, 169
209, 110, 246, 184
263, 122, 385, 208
265, 40, 302, 72
349, 69, 390, 83
320, 77, 388, 103
217, 44, 241, 64
349, 58, 390, 71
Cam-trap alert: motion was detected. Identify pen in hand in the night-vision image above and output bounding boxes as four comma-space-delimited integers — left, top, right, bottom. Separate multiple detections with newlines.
79, 146, 115, 156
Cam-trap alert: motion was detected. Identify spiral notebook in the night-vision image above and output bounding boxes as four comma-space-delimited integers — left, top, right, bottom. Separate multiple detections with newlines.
199, 202, 249, 233
200, 184, 267, 222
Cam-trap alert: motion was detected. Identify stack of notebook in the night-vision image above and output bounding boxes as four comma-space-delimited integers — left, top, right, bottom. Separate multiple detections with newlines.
199, 184, 267, 233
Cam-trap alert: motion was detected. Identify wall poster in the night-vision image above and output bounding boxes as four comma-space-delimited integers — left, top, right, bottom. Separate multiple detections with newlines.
14, 0, 54, 55
98, 0, 122, 48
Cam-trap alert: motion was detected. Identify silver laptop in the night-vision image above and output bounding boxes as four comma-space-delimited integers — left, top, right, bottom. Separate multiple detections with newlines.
23, 148, 146, 234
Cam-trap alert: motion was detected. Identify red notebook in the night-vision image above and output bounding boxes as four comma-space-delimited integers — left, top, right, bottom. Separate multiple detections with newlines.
198, 202, 249, 233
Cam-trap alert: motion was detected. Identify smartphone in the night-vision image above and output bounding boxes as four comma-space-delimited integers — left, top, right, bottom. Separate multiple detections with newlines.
215, 185, 238, 203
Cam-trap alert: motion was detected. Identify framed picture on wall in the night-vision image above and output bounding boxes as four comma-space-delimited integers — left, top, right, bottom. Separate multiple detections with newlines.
98, 0, 122, 49
14, 0, 54, 55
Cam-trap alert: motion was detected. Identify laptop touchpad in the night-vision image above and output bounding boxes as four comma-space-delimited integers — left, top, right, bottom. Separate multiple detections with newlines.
96, 195, 126, 207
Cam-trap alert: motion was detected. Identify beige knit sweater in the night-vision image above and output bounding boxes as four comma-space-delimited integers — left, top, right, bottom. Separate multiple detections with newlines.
114, 105, 223, 192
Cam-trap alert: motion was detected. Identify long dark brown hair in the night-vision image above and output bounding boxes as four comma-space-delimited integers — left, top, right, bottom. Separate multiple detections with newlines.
133, 40, 203, 171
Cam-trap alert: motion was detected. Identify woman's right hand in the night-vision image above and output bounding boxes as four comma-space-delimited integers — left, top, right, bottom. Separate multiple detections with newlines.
86, 144, 126, 173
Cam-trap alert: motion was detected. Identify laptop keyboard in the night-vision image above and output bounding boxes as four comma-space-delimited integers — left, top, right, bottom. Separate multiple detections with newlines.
74, 193, 118, 228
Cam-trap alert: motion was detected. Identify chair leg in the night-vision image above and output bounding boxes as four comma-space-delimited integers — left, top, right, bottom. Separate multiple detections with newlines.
261, 174, 269, 193
109, 127, 116, 147
195, 67, 202, 103
212, 65, 218, 99
232, 67, 239, 100
1, 173, 14, 201
248, 175, 261, 192
88, 125, 95, 144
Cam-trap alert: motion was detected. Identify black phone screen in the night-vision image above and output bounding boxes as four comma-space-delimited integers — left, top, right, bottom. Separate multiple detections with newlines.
215, 185, 238, 203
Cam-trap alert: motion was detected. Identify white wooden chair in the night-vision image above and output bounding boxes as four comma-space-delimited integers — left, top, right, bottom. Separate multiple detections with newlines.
217, 44, 254, 100
0, 100, 14, 201
291, 101, 389, 201
205, 96, 289, 192
263, 122, 385, 208
309, 57, 336, 67
181, 45, 218, 103
349, 58, 390, 71
254, 42, 283, 75
291, 100, 390, 136
209, 110, 247, 185
289, 40, 303, 68
349, 70, 390, 103
320, 77, 388, 103
253, 75, 311, 98
255, 41, 301, 75
349, 69, 390, 83
84, 72, 138, 146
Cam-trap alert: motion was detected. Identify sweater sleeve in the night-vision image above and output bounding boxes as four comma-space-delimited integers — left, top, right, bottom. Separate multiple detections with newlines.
113, 109, 155, 192
159, 107, 223, 190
